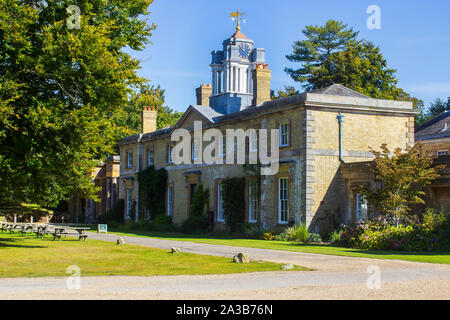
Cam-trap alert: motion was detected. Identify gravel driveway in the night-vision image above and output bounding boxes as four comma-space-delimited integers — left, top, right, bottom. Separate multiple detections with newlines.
0, 233, 448, 300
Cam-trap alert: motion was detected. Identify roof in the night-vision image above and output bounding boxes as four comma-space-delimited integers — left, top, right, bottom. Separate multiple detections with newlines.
310, 84, 369, 98
120, 84, 416, 145
191, 105, 223, 123
230, 30, 248, 40
415, 111, 450, 141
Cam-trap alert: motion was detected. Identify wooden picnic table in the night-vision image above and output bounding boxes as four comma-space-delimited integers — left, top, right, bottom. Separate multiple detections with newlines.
71, 227, 90, 241
52, 226, 89, 242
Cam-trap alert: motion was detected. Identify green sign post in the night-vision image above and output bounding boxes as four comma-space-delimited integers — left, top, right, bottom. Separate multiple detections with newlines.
97, 224, 108, 234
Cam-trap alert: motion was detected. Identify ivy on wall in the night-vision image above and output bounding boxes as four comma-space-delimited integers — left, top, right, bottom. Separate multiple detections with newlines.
221, 177, 246, 233
182, 184, 209, 233
138, 166, 168, 219
189, 184, 209, 217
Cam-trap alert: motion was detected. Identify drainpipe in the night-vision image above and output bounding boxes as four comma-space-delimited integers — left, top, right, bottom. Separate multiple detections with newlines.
135, 134, 143, 222
336, 113, 346, 163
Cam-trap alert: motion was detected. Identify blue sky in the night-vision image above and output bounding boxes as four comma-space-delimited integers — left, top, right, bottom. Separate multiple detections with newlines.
130, 0, 450, 112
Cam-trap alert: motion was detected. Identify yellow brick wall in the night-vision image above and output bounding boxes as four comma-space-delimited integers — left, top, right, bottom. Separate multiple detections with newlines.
417, 139, 450, 157
312, 110, 410, 152
130, 107, 304, 227
308, 109, 412, 232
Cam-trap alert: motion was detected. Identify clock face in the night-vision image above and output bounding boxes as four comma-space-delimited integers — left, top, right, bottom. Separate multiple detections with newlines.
239, 43, 251, 59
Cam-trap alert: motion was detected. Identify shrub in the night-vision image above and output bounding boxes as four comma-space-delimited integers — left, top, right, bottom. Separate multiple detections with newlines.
106, 220, 119, 228
334, 209, 450, 251
274, 233, 288, 241
283, 224, 309, 242
181, 215, 208, 234
328, 229, 343, 243
307, 233, 322, 243
334, 224, 367, 248
244, 224, 263, 238
150, 215, 175, 232
263, 232, 275, 240
99, 199, 125, 223
128, 220, 147, 231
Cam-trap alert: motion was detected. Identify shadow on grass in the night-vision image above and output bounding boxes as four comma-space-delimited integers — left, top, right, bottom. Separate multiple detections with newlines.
0, 237, 46, 249
109, 228, 238, 240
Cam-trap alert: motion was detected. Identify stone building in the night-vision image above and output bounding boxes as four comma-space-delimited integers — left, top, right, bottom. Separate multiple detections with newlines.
69, 156, 120, 223
416, 110, 450, 157
415, 111, 450, 210
118, 25, 416, 234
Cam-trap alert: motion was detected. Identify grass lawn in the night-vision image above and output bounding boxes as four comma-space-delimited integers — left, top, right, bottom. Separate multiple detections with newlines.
102, 228, 450, 265
0, 233, 309, 278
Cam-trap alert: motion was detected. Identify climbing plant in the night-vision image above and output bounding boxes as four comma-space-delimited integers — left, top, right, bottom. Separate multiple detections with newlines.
138, 166, 168, 219
221, 177, 246, 233
244, 163, 261, 224
182, 184, 209, 233
189, 184, 209, 217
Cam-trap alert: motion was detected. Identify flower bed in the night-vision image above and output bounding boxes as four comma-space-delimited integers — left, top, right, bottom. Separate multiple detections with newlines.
332, 209, 449, 251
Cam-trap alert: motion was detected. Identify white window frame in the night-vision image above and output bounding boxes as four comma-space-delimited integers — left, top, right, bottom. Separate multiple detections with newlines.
248, 181, 258, 223
147, 149, 153, 166
191, 140, 200, 162
278, 178, 289, 224
167, 145, 173, 164
436, 150, 449, 156
217, 182, 224, 222
127, 152, 133, 168
355, 193, 368, 222
279, 123, 289, 147
249, 130, 258, 152
167, 186, 174, 217
126, 188, 132, 218
219, 135, 226, 157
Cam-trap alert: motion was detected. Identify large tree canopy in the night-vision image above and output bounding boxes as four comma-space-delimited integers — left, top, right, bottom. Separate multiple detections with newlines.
0, 0, 155, 206
285, 20, 358, 90
285, 19, 424, 120
310, 41, 410, 100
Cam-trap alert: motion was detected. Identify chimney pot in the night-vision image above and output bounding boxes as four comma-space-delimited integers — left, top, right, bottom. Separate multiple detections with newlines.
252, 65, 271, 107
141, 106, 157, 134
196, 84, 213, 106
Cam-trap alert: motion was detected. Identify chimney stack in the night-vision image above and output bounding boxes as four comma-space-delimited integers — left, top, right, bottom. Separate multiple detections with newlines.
141, 106, 157, 134
252, 64, 271, 107
196, 84, 212, 106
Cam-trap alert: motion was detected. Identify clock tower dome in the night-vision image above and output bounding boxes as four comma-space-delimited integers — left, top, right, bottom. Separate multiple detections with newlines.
209, 11, 266, 114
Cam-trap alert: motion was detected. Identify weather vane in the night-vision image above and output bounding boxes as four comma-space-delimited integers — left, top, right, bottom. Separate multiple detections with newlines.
230, 8, 246, 31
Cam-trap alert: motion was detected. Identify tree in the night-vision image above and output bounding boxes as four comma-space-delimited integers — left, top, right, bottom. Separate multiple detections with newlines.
285, 20, 358, 90
428, 97, 450, 117
0, 0, 156, 206
412, 98, 427, 127
284, 20, 423, 114
360, 144, 443, 225
414, 97, 449, 127
271, 86, 299, 100
311, 41, 411, 100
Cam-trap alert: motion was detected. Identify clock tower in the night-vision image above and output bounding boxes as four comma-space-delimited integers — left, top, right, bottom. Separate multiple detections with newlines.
209, 10, 266, 114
